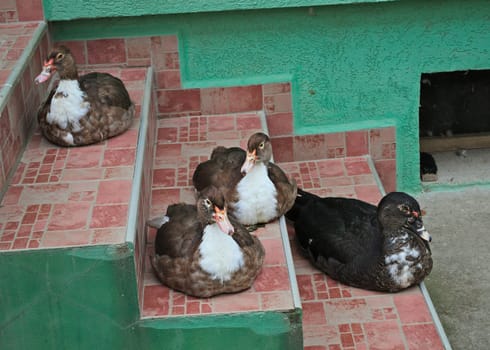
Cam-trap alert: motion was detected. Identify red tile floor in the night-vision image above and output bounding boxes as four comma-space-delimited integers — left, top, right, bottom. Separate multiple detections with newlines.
141, 112, 444, 349
0, 67, 147, 250
142, 112, 296, 317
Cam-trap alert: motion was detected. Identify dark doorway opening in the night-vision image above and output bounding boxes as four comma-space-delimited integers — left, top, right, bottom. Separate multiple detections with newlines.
419, 69, 490, 184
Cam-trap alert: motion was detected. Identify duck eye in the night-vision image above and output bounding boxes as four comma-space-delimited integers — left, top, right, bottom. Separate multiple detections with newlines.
56, 53, 65, 61
259, 142, 265, 149
398, 204, 410, 213
203, 198, 212, 207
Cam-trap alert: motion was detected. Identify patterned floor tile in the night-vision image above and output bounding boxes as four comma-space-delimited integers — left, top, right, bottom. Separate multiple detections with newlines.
142, 112, 296, 318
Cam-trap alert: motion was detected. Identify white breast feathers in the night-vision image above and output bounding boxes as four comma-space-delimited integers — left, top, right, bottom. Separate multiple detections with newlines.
199, 224, 244, 282
47, 80, 90, 131
233, 163, 278, 225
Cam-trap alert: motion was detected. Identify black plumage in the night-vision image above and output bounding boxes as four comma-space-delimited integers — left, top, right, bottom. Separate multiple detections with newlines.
286, 189, 433, 292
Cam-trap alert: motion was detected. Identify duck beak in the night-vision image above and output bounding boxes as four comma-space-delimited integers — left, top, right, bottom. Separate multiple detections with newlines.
417, 225, 432, 242
414, 219, 432, 242
35, 59, 55, 84
213, 206, 234, 235
411, 211, 431, 242
241, 149, 256, 175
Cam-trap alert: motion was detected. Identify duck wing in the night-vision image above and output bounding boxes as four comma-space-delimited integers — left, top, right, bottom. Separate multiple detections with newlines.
79, 72, 132, 109
288, 190, 379, 264
267, 162, 298, 216
154, 203, 203, 258
193, 146, 246, 192
228, 217, 265, 291
229, 216, 259, 247
37, 89, 59, 138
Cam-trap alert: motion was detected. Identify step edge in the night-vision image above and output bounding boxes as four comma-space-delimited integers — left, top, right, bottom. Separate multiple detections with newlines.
0, 21, 47, 113
260, 109, 302, 310
366, 155, 452, 350
125, 66, 154, 244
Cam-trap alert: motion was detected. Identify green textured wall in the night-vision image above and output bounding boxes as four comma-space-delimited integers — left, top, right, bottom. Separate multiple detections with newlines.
43, 0, 395, 20
50, 0, 490, 193
0, 246, 301, 349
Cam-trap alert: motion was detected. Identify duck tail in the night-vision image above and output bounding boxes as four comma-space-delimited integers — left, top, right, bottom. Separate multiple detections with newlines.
147, 216, 170, 229
285, 188, 319, 222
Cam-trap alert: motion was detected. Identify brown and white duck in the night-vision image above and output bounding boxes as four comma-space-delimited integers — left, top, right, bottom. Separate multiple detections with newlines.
148, 186, 265, 298
34, 46, 135, 146
286, 190, 433, 292
193, 132, 297, 227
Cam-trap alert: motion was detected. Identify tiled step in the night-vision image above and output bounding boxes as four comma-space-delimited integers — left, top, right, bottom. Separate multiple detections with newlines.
0, 63, 156, 340
278, 157, 448, 349
0, 66, 152, 251
0, 21, 50, 195
0, 21, 44, 89
140, 111, 302, 320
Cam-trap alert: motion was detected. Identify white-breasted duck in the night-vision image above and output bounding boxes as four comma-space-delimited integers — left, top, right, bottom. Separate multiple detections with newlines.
286, 189, 432, 292
34, 46, 135, 146
193, 132, 297, 228
148, 186, 265, 298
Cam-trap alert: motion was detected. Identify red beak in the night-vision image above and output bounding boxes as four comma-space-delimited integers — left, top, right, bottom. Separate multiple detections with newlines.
34, 58, 55, 84
213, 206, 234, 235
240, 149, 256, 175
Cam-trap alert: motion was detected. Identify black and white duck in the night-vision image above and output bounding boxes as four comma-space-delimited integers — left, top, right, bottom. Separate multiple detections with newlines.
286, 189, 433, 292
34, 46, 135, 146
148, 186, 265, 298
193, 132, 297, 227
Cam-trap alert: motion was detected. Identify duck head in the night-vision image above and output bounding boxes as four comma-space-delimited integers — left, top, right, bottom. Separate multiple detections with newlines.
378, 192, 432, 242
240, 132, 272, 175
35, 46, 78, 84
197, 186, 235, 235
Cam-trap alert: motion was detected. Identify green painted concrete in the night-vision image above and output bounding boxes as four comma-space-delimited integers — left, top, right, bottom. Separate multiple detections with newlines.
423, 181, 490, 194
50, 0, 490, 193
136, 310, 303, 349
0, 245, 138, 349
43, 0, 395, 21
0, 246, 301, 349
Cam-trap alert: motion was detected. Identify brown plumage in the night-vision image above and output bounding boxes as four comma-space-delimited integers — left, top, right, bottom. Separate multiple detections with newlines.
35, 46, 134, 147
193, 145, 246, 196
193, 132, 297, 226
148, 186, 265, 298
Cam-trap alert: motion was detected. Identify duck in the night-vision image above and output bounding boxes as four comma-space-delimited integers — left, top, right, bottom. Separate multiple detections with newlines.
148, 186, 265, 298
286, 189, 433, 292
34, 45, 135, 147
192, 132, 297, 227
